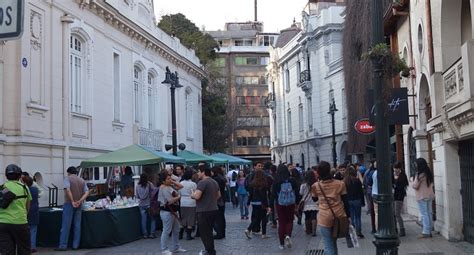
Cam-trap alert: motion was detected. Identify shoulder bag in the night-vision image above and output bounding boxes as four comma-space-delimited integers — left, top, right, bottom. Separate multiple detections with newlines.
318, 182, 349, 239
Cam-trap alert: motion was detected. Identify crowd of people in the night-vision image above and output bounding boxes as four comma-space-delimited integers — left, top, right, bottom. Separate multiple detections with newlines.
0, 156, 436, 255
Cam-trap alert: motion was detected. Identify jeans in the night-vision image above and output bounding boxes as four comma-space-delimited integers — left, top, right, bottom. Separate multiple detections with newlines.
59, 202, 82, 249
0, 223, 30, 255
160, 211, 180, 252
247, 205, 268, 235
30, 224, 38, 249
197, 210, 218, 255
393, 200, 405, 230
417, 198, 433, 234
238, 194, 249, 217
276, 204, 295, 245
139, 206, 156, 236
320, 226, 338, 255
348, 200, 362, 234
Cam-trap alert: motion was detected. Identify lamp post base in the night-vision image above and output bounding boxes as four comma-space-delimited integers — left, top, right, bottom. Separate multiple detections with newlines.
373, 237, 400, 255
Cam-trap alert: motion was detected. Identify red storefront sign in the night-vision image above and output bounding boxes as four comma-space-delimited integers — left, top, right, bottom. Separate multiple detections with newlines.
354, 118, 376, 135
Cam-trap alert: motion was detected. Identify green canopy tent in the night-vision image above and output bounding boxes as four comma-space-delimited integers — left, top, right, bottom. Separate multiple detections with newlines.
176, 150, 228, 165
80, 144, 185, 168
211, 153, 252, 165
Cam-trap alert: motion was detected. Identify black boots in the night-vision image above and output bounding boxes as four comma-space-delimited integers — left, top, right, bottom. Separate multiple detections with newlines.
186, 228, 194, 240
305, 220, 312, 235
179, 228, 184, 240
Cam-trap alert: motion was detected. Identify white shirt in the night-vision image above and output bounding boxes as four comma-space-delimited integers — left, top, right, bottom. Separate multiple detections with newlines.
226, 170, 238, 187
179, 180, 197, 207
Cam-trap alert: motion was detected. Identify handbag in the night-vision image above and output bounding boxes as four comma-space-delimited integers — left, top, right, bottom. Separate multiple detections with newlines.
297, 186, 311, 214
318, 182, 349, 239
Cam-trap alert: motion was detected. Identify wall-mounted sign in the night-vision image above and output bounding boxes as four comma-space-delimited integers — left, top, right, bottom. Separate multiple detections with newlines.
354, 118, 376, 135
0, 0, 24, 40
368, 88, 409, 125
21, 57, 27, 67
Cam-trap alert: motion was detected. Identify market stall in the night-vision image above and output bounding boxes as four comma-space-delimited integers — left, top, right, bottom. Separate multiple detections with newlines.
176, 150, 227, 165
37, 144, 186, 248
210, 153, 252, 165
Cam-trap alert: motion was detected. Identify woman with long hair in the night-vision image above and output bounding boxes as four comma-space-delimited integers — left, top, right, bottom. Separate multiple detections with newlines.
412, 157, 435, 238
158, 171, 186, 254
244, 170, 271, 239
312, 161, 350, 255
272, 164, 298, 250
135, 173, 157, 239
299, 170, 318, 236
236, 170, 249, 219
393, 161, 409, 237
179, 169, 197, 240
344, 165, 365, 238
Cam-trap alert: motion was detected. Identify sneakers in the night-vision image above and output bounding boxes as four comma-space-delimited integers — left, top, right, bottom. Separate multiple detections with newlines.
244, 230, 252, 239
199, 250, 209, 255
278, 245, 285, 250
261, 234, 270, 239
252, 231, 262, 235
284, 235, 292, 248
417, 233, 432, 239
171, 248, 187, 253
161, 250, 172, 255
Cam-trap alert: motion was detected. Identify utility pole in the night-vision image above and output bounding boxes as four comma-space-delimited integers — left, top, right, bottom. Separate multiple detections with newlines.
371, 0, 400, 254
254, 0, 258, 21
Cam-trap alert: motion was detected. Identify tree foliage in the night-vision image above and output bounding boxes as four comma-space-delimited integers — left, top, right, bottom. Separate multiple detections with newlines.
158, 13, 230, 153
158, 13, 219, 65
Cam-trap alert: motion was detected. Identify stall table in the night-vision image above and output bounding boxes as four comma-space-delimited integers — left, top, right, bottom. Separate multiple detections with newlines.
38, 206, 142, 248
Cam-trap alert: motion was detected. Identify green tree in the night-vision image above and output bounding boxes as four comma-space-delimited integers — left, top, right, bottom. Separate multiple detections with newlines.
158, 14, 230, 153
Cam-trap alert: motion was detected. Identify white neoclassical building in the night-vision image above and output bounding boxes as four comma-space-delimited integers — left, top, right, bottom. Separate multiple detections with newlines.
267, 1, 347, 168
0, 0, 204, 203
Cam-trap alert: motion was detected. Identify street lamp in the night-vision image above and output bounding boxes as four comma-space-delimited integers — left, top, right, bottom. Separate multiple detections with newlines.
328, 97, 338, 168
371, 0, 400, 254
162, 66, 183, 156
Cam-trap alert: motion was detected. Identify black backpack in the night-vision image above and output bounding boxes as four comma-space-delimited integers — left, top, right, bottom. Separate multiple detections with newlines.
0, 183, 28, 209
231, 171, 238, 182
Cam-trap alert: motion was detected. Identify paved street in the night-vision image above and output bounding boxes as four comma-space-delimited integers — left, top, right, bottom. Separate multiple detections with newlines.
36, 204, 474, 255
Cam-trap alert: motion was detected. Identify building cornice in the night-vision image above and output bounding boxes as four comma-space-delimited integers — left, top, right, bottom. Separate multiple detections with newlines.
77, 0, 206, 80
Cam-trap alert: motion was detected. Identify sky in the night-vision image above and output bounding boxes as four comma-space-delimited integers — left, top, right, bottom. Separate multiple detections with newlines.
154, 0, 309, 33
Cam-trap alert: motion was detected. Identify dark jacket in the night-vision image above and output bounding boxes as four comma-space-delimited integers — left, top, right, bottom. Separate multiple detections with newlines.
212, 174, 227, 206
28, 186, 39, 225
345, 177, 364, 202
272, 177, 298, 205
247, 186, 270, 208
393, 176, 408, 201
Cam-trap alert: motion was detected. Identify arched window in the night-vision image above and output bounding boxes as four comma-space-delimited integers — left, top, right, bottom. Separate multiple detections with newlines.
70, 35, 85, 113
133, 66, 143, 123
147, 72, 155, 129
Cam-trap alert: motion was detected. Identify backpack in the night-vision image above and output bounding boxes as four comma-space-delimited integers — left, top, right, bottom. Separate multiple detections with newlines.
0, 183, 28, 209
231, 171, 238, 182
148, 185, 160, 217
278, 180, 296, 206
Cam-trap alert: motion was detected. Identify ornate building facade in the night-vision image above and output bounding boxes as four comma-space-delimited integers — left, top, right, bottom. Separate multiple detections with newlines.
268, 1, 347, 168
0, 0, 204, 204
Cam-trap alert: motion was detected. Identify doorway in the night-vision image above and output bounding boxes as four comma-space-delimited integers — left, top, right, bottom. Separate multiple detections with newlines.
459, 139, 474, 243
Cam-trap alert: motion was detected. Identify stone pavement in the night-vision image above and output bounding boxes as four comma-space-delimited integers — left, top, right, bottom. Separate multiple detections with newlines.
37, 205, 474, 255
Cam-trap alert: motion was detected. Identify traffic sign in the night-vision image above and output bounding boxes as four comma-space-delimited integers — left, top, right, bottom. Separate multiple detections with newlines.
0, 0, 23, 40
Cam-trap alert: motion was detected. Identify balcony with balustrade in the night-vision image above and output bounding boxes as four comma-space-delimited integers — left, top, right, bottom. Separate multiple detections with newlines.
133, 125, 164, 151
297, 70, 312, 95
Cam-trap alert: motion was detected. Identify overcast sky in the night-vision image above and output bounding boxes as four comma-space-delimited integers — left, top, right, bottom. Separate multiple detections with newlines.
154, 0, 309, 32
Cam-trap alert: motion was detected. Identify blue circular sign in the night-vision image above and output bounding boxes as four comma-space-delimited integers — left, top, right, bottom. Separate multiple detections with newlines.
22, 58, 28, 68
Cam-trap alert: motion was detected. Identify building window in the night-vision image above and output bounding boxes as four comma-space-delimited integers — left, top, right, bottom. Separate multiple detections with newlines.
418, 24, 423, 54
236, 117, 270, 127
259, 35, 275, 46
133, 66, 142, 123
307, 97, 313, 129
285, 69, 290, 92
298, 103, 304, 132
235, 57, 259, 65
185, 90, 193, 138
113, 52, 121, 122
260, 57, 270, 65
287, 108, 292, 137
235, 76, 267, 85
214, 58, 226, 67
296, 61, 301, 83
234, 39, 253, 46
70, 35, 85, 113
147, 73, 155, 129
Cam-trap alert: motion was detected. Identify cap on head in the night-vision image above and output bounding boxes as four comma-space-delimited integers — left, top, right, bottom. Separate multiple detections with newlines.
5, 164, 22, 175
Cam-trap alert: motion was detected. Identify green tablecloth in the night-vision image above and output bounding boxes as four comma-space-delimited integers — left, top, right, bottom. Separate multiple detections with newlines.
38, 206, 142, 248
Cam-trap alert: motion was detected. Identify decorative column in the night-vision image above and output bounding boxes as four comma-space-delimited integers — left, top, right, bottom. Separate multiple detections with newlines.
61, 14, 74, 171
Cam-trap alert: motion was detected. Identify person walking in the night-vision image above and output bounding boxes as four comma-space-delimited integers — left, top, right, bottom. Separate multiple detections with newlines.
371, 161, 379, 230
0, 164, 32, 255
158, 171, 186, 255
211, 166, 227, 239
299, 170, 318, 236
23, 175, 40, 253
363, 160, 376, 233
312, 161, 350, 255
136, 173, 157, 239
56, 166, 89, 251
191, 166, 221, 255
244, 170, 271, 239
344, 165, 365, 238
273, 164, 298, 250
393, 161, 409, 237
290, 168, 303, 225
412, 158, 435, 239
226, 165, 239, 208
180, 169, 197, 240
236, 170, 249, 219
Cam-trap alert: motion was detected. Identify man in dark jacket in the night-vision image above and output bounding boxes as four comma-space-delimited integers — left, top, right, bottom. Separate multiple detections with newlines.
211, 167, 227, 239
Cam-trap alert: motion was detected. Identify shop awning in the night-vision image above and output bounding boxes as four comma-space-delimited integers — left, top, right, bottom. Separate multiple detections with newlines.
80, 144, 185, 168
176, 150, 227, 164
211, 153, 252, 165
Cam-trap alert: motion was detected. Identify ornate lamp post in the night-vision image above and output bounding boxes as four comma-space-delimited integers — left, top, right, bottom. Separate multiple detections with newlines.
162, 66, 183, 156
328, 97, 338, 168
371, 0, 400, 253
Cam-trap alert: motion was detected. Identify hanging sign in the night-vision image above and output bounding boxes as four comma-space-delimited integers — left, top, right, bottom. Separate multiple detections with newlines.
354, 118, 376, 135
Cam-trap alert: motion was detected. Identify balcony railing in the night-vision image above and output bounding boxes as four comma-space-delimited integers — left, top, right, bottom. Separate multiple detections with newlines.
297, 70, 312, 93
134, 125, 164, 151
265, 93, 276, 110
